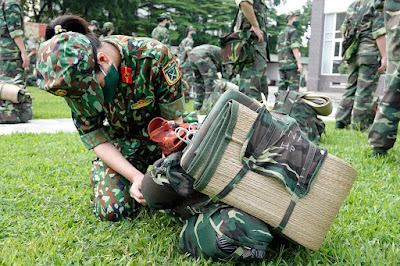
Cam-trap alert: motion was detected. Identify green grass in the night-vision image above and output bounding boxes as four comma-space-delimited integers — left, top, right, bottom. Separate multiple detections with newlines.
27, 86, 72, 119
1, 123, 399, 263
27, 86, 196, 119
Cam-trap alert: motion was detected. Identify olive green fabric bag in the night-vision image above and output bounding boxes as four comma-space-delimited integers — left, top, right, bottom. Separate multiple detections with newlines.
141, 152, 273, 261
273, 91, 329, 144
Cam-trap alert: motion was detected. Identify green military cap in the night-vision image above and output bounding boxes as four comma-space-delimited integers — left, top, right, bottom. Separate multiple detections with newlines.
90, 20, 99, 27
103, 22, 114, 31
187, 26, 196, 32
286, 11, 300, 20
160, 12, 173, 21
36, 32, 103, 103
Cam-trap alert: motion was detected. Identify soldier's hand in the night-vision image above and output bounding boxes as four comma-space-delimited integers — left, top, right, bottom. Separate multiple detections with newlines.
297, 63, 303, 73
250, 26, 264, 43
21, 52, 30, 69
129, 173, 148, 205
378, 57, 387, 74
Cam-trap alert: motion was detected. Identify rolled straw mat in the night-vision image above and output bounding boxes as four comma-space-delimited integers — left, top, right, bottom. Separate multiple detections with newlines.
189, 104, 357, 251
0, 83, 21, 103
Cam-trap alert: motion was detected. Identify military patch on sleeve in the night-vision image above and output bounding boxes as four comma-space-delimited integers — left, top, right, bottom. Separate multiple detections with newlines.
162, 58, 181, 86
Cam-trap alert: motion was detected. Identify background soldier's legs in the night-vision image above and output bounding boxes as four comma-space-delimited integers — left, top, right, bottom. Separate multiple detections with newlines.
0, 58, 24, 80
238, 43, 268, 101
351, 56, 380, 131
335, 59, 359, 127
279, 68, 300, 93
181, 61, 194, 102
369, 60, 400, 153
191, 60, 205, 110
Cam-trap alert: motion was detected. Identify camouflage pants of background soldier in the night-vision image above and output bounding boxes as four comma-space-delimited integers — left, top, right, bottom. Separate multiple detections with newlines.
368, 59, 400, 154
90, 139, 161, 221
189, 54, 219, 111
335, 54, 380, 131
0, 57, 24, 80
278, 68, 300, 92
180, 60, 194, 102
238, 41, 268, 101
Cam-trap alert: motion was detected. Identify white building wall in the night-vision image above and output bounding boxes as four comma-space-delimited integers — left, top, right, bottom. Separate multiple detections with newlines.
324, 0, 352, 14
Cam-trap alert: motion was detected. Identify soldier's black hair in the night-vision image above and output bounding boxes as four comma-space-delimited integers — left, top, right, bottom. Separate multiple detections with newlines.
157, 17, 165, 22
45, 15, 102, 73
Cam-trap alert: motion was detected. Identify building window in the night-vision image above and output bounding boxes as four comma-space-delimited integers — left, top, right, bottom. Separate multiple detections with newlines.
321, 12, 346, 74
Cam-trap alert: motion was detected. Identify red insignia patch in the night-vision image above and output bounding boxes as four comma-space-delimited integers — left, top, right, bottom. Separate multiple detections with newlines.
121, 66, 133, 84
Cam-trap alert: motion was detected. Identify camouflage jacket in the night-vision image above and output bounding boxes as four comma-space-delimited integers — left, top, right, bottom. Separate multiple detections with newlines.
341, 0, 385, 57
151, 25, 170, 48
277, 25, 301, 70
0, 0, 24, 60
372, 0, 400, 61
189, 44, 223, 72
65, 36, 185, 150
235, 0, 268, 36
178, 36, 194, 65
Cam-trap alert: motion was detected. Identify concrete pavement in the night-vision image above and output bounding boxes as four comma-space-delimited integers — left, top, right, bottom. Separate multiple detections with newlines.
0, 87, 343, 135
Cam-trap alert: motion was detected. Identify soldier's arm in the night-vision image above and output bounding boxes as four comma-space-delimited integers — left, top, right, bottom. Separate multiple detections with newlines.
13, 35, 29, 69
376, 34, 387, 73
93, 142, 147, 205
237, 0, 264, 42
4, 2, 29, 68
371, 2, 386, 73
291, 29, 302, 72
292, 48, 303, 73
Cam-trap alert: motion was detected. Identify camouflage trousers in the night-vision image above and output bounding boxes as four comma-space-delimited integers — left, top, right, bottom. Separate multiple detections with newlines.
0, 57, 24, 79
335, 55, 380, 131
180, 60, 194, 102
368, 59, 400, 152
238, 41, 268, 101
190, 55, 219, 111
141, 153, 272, 261
278, 68, 300, 92
90, 139, 161, 222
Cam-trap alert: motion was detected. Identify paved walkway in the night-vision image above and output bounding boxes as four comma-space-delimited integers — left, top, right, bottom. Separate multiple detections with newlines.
0, 87, 343, 135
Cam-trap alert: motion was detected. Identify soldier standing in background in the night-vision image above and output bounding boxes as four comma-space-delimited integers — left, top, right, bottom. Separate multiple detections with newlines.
188, 44, 226, 112
151, 12, 173, 49
335, 0, 386, 131
234, 0, 268, 101
277, 11, 303, 93
369, 0, 400, 157
100, 22, 114, 40
0, 0, 29, 79
89, 20, 99, 37
178, 26, 196, 102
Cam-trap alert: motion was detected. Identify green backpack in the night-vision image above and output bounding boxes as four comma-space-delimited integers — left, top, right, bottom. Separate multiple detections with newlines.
273, 91, 327, 143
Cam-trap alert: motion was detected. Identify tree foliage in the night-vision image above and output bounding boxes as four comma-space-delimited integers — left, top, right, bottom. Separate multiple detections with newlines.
20, 0, 311, 54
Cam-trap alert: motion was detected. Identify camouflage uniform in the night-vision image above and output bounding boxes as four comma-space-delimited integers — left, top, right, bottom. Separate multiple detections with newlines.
188, 44, 223, 111
277, 24, 301, 92
368, 0, 400, 155
0, 0, 25, 79
335, 0, 386, 131
178, 35, 194, 101
151, 25, 170, 49
36, 33, 185, 221
234, 0, 268, 101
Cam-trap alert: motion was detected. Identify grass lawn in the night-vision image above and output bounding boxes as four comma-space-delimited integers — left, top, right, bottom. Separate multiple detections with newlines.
1, 93, 399, 264
27, 86, 72, 119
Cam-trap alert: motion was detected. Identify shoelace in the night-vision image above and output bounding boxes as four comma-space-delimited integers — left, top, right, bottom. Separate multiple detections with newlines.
174, 122, 199, 145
